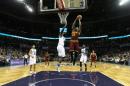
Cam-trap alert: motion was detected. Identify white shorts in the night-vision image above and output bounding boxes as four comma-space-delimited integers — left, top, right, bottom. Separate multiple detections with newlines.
29, 56, 36, 65
80, 54, 87, 64
57, 45, 65, 57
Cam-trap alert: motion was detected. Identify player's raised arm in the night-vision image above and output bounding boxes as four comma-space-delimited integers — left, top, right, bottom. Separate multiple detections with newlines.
78, 19, 82, 33
72, 18, 77, 30
28, 49, 31, 57
77, 15, 82, 33
95, 53, 97, 60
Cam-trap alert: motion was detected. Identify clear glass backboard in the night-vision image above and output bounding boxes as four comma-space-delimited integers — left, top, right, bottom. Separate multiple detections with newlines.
39, 0, 88, 13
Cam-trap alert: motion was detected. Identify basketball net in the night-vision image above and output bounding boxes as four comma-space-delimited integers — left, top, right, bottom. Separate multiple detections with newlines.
57, 0, 69, 25
58, 12, 69, 25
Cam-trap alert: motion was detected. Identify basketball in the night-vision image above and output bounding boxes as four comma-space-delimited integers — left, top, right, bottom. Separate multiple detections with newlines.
77, 15, 82, 20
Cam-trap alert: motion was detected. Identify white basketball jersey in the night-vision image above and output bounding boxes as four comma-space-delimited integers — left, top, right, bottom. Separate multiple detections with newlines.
81, 48, 86, 55
58, 36, 65, 46
24, 54, 28, 59
30, 48, 36, 56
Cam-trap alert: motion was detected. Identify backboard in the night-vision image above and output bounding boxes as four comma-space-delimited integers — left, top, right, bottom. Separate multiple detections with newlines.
39, 0, 88, 13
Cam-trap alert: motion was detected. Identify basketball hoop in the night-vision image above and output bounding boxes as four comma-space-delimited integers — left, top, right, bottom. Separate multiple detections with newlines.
56, 0, 69, 24
58, 12, 69, 25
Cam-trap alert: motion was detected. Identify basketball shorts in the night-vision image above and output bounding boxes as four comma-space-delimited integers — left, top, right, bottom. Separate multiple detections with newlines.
91, 57, 96, 62
29, 56, 36, 65
69, 40, 79, 52
57, 45, 65, 57
80, 55, 87, 64
45, 56, 49, 61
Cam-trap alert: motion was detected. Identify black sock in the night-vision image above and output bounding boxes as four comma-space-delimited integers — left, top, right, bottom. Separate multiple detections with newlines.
85, 64, 87, 71
70, 52, 73, 63
73, 52, 78, 65
90, 62, 92, 67
80, 62, 82, 67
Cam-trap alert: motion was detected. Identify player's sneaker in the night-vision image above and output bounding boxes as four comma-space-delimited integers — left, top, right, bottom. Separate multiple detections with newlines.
33, 72, 36, 74
58, 68, 60, 72
30, 71, 33, 74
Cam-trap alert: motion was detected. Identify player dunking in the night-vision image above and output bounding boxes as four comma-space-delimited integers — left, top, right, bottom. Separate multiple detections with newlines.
29, 45, 37, 74
90, 50, 97, 68
70, 15, 82, 66
80, 44, 88, 71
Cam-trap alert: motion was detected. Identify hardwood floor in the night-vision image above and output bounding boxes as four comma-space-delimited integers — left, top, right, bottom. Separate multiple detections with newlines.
0, 62, 130, 86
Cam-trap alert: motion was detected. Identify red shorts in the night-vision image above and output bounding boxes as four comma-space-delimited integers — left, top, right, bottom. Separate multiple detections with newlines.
69, 40, 79, 52
91, 57, 96, 62
45, 56, 49, 61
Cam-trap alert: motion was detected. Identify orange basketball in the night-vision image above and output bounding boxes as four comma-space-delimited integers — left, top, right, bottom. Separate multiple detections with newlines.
77, 15, 82, 20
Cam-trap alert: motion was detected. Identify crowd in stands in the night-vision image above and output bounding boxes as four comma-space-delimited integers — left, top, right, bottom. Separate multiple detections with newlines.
101, 49, 130, 65
1, 39, 130, 66
0, 46, 26, 66
0, 45, 58, 66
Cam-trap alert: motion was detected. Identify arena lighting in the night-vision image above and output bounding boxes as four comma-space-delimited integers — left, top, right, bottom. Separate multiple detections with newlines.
16, 0, 34, 13
16, 0, 24, 3
109, 35, 129, 39
25, 4, 34, 12
42, 35, 108, 40
0, 32, 41, 41
119, 0, 129, 6
42, 37, 59, 40
79, 35, 108, 39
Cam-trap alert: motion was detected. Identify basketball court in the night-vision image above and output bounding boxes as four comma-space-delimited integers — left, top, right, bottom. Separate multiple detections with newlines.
0, 0, 130, 86
0, 62, 130, 86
